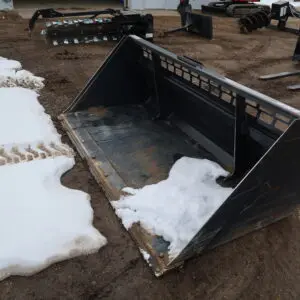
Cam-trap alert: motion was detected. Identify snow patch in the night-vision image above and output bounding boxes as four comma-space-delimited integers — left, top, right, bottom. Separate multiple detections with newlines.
0, 156, 107, 281
0, 57, 44, 90
0, 87, 60, 146
0, 57, 22, 71
112, 157, 233, 259
0, 69, 44, 90
0, 56, 107, 281
121, 187, 138, 196
139, 248, 152, 267
139, 248, 150, 261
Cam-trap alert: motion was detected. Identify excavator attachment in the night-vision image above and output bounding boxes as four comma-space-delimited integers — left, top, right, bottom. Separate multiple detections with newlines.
59, 35, 300, 276
164, 2, 213, 39
201, 0, 270, 18
164, 12, 213, 39
28, 8, 154, 46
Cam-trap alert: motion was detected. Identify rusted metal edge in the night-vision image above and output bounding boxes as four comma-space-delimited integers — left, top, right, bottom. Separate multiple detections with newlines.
59, 114, 182, 277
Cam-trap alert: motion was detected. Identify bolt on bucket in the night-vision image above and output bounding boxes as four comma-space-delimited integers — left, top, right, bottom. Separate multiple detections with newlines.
59, 35, 300, 277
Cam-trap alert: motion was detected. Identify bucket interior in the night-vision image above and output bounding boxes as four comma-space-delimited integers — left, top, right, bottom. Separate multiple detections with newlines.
64, 104, 221, 189
60, 36, 300, 276
65, 37, 288, 188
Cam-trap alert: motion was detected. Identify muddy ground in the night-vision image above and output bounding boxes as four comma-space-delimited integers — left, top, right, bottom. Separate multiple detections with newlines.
1, 10, 300, 300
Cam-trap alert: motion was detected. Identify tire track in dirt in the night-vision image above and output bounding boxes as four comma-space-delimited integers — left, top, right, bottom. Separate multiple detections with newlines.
209, 32, 273, 77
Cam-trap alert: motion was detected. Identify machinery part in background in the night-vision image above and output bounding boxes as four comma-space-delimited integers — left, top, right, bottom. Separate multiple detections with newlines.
28, 8, 154, 46
201, 0, 270, 18
238, 10, 270, 32
258, 34, 300, 90
28, 8, 118, 33
60, 35, 300, 276
177, 0, 192, 26
260, 70, 300, 90
239, 0, 300, 34
164, 0, 213, 39
258, 35, 300, 90
293, 34, 300, 61
272, 1, 300, 32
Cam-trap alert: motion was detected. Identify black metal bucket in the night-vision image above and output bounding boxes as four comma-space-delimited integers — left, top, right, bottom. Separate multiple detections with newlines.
60, 35, 300, 276
293, 34, 300, 61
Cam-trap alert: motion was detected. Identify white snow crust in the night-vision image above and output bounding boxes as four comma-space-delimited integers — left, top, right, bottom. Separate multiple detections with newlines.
0, 57, 44, 90
0, 88, 60, 147
0, 56, 107, 281
139, 248, 151, 265
0, 57, 21, 71
0, 156, 107, 281
112, 157, 233, 259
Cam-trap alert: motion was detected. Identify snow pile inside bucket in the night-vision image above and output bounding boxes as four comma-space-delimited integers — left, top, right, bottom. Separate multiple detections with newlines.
112, 157, 233, 259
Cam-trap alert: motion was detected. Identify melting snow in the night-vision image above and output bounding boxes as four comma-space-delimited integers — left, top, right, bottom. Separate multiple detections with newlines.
0, 57, 44, 90
0, 57, 22, 70
0, 87, 60, 147
139, 248, 151, 265
112, 157, 233, 259
0, 156, 107, 281
0, 57, 107, 281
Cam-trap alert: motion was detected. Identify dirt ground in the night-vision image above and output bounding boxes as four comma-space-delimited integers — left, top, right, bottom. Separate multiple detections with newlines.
1, 10, 300, 300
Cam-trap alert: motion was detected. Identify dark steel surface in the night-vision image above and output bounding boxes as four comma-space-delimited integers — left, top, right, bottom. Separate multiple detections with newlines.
65, 36, 287, 174
131, 36, 300, 118
61, 36, 300, 274
171, 119, 300, 266
65, 105, 210, 188
293, 34, 300, 61
165, 10, 213, 40
187, 13, 213, 39
66, 35, 300, 118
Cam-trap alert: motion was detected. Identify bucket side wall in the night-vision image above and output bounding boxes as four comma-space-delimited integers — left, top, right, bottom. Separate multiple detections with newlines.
70, 38, 151, 112
170, 119, 300, 266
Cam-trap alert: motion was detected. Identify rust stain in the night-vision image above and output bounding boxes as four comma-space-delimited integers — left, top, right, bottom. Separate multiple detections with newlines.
87, 106, 108, 117
60, 116, 175, 277
135, 146, 166, 184
265, 182, 280, 191
88, 158, 121, 201
130, 223, 170, 275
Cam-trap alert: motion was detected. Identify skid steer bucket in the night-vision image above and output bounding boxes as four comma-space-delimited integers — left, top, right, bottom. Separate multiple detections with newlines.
59, 35, 300, 277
